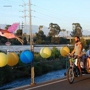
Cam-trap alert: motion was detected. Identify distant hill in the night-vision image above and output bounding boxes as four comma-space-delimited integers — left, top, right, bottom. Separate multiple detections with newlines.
24, 25, 49, 35
0, 24, 49, 35
0, 24, 7, 29
0, 24, 90, 36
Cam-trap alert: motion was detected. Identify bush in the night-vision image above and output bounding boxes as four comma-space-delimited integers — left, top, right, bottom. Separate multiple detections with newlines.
0, 66, 14, 86
0, 47, 67, 86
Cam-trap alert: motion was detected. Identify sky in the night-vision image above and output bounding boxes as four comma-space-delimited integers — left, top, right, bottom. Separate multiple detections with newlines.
0, 0, 90, 34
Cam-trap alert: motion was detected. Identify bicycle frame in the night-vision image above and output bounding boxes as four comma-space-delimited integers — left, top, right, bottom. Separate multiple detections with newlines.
66, 55, 80, 84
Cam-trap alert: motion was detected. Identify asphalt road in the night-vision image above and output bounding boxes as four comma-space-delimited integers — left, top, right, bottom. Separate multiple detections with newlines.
11, 74, 90, 90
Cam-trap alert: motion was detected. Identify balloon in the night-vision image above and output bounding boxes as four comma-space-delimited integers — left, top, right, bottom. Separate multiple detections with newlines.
7, 52, 19, 66
60, 46, 70, 57
0, 53, 7, 67
40, 47, 51, 58
20, 50, 34, 64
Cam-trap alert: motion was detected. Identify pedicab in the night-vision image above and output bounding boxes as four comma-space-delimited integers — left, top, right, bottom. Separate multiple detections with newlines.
60, 46, 90, 84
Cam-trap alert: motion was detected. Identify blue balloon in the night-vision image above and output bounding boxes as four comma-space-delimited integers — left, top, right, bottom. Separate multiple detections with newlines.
20, 50, 34, 64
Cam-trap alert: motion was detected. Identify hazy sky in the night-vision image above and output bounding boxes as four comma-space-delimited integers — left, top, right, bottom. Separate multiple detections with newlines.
0, 0, 90, 32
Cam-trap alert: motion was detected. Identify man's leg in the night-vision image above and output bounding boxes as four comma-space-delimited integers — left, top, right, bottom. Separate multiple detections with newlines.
86, 57, 90, 69
77, 57, 82, 76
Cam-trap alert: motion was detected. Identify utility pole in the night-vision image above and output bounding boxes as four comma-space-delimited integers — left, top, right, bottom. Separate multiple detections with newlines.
22, 21, 24, 38
19, 0, 27, 34
22, 0, 27, 34
28, 0, 35, 85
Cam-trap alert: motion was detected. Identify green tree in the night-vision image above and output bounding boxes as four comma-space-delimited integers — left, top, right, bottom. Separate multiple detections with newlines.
5, 25, 11, 30
60, 37, 69, 44
86, 40, 90, 50
35, 26, 46, 44
16, 29, 22, 36
46, 35, 52, 44
80, 37, 86, 48
48, 23, 61, 37
48, 23, 61, 44
70, 23, 82, 37
51, 47, 60, 59
23, 37, 27, 45
39, 25, 43, 31
0, 37, 7, 44
51, 37, 60, 44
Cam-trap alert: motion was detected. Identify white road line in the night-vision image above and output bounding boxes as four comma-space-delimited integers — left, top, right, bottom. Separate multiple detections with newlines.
8, 85, 30, 90
25, 78, 67, 90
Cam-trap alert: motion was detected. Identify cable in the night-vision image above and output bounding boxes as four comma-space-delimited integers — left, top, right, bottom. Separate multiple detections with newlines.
32, 4, 75, 20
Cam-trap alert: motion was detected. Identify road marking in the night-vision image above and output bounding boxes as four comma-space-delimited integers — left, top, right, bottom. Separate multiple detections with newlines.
25, 78, 67, 90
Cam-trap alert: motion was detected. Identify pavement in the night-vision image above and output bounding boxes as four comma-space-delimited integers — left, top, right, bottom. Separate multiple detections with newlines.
9, 74, 90, 90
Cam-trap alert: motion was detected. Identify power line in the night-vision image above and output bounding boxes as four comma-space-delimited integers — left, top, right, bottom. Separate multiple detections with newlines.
34, 11, 72, 23
33, 4, 74, 19
31, 5, 79, 25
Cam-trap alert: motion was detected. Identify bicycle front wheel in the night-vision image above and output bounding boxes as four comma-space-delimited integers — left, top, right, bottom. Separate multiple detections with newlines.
67, 67, 74, 84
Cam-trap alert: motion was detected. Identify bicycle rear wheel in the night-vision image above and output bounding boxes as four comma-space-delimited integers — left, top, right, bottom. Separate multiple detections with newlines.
67, 67, 74, 84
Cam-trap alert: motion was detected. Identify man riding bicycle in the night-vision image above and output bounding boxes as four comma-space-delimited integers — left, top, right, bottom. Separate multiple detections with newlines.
70, 36, 83, 76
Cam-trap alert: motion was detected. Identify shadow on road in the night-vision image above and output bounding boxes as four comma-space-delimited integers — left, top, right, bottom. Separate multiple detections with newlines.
73, 74, 90, 84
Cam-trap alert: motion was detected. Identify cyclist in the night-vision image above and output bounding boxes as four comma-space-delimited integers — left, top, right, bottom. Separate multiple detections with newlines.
70, 36, 83, 76
86, 49, 90, 69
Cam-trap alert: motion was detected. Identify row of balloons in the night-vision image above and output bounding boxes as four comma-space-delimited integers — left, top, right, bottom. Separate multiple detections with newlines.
0, 46, 70, 67
0, 51, 34, 67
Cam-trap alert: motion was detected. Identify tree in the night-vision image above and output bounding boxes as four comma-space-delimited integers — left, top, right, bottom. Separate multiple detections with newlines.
46, 35, 52, 44
16, 29, 22, 36
5, 25, 11, 30
48, 23, 61, 37
80, 37, 86, 49
23, 37, 27, 45
61, 29, 66, 32
51, 37, 60, 44
70, 23, 82, 37
39, 25, 43, 31
35, 26, 46, 44
48, 23, 61, 44
86, 40, 90, 50
60, 37, 69, 44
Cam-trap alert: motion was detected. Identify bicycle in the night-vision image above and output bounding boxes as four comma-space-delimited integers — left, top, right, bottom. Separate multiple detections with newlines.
66, 54, 87, 84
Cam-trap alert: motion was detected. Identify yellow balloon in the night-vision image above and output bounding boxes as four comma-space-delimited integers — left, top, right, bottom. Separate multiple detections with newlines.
40, 47, 51, 58
60, 46, 70, 57
7, 52, 19, 66
0, 53, 7, 67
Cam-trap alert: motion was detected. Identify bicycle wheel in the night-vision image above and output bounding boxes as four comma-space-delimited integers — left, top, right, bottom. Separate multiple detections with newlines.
67, 67, 74, 84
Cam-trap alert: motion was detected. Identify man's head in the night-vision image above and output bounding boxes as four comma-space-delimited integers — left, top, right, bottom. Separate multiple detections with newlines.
74, 36, 80, 43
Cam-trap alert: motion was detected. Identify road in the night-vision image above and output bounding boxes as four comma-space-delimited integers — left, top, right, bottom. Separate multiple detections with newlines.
11, 74, 90, 90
